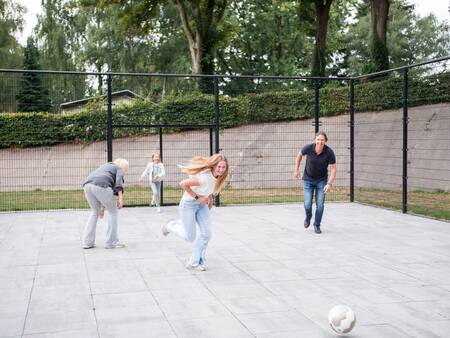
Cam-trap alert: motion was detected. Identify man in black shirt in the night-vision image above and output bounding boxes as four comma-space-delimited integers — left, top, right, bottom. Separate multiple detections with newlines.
294, 132, 336, 234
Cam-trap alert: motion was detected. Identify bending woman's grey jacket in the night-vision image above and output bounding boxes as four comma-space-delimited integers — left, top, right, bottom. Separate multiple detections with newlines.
83, 163, 125, 195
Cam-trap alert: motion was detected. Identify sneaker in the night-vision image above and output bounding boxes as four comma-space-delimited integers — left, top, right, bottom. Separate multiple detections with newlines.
161, 221, 172, 236
105, 241, 126, 249
82, 244, 95, 249
186, 263, 207, 271
304, 218, 310, 228
314, 225, 322, 234
156, 207, 161, 213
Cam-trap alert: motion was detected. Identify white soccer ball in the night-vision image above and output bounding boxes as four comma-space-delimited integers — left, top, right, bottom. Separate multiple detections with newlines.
328, 305, 356, 335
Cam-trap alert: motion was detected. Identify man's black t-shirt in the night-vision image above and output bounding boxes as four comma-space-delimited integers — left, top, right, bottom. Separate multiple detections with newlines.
301, 143, 336, 181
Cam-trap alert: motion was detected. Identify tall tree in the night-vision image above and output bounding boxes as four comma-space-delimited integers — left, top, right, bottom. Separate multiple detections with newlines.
343, 0, 449, 75
369, 0, 389, 72
0, 0, 24, 69
0, 0, 25, 112
298, 0, 335, 77
77, 0, 230, 93
36, 0, 88, 107
16, 37, 51, 112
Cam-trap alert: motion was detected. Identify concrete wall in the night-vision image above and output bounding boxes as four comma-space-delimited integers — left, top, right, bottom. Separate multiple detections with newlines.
1, 103, 448, 192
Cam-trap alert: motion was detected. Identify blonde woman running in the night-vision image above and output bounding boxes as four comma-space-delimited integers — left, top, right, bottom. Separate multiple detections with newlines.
162, 154, 228, 271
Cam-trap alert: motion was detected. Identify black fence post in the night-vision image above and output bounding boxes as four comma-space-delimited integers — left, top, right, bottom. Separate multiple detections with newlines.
209, 128, 213, 156
402, 67, 409, 213
349, 79, 355, 202
106, 73, 113, 162
159, 127, 164, 205
314, 79, 320, 133
213, 76, 221, 206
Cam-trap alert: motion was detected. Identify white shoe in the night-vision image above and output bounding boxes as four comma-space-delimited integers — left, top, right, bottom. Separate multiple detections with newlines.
82, 243, 95, 249
161, 221, 172, 236
186, 262, 207, 271
156, 207, 161, 213
105, 241, 126, 249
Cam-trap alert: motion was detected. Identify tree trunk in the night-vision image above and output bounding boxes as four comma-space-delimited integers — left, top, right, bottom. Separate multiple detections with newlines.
311, 0, 333, 77
369, 0, 390, 71
176, 0, 227, 93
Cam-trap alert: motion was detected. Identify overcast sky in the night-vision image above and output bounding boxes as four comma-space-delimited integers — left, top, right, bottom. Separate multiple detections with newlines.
15, 0, 450, 45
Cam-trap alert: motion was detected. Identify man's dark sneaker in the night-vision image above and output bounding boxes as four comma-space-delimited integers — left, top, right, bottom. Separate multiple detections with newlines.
304, 219, 311, 228
314, 225, 322, 234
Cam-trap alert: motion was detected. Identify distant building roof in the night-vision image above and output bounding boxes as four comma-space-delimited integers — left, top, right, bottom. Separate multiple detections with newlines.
60, 90, 145, 110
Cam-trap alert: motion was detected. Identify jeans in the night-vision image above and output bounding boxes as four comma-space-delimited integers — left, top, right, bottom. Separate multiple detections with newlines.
150, 181, 161, 206
303, 178, 327, 227
83, 183, 119, 247
167, 199, 212, 267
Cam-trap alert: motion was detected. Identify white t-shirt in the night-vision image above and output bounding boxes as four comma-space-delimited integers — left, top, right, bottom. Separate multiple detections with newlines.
181, 169, 217, 201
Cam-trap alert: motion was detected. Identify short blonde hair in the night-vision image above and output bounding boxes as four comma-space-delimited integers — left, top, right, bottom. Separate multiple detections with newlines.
113, 158, 129, 173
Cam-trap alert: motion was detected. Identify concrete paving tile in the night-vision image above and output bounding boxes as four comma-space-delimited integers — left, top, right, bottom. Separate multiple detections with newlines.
28, 292, 93, 314
33, 263, 89, 289
90, 278, 148, 295
195, 270, 255, 284
352, 324, 410, 338
333, 287, 411, 305
21, 327, 98, 338
97, 320, 176, 338
86, 259, 142, 282
244, 268, 302, 282
231, 259, 282, 271
143, 274, 204, 291
23, 311, 96, 335
0, 249, 39, 268
0, 316, 25, 337
236, 310, 317, 335
0, 288, 31, 318
388, 285, 450, 301
207, 282, 274, 299
134, 257, 191, 277
151, 285, 216, 304
0, 266, 35, 290
158, 299, 231, 320
221, 296, 294, 314
93, 291, 158, 309
170, 315, 253, 338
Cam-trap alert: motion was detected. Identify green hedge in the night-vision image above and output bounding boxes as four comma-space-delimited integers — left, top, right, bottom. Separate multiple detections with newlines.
1, 72, 449, 148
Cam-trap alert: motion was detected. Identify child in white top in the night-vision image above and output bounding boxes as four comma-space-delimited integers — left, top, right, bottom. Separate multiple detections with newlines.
140, 153, 165, 212
162, 154, 229, 271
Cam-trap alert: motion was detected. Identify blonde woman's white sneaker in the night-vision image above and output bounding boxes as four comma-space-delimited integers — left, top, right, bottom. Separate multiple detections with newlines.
105, 241, 125, 249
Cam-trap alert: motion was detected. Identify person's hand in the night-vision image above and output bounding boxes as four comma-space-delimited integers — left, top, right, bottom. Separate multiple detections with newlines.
197, 195, 208, 204
294, 170, 300, 179
117, 198, 124, 209
208, 198, 213, 210
324, 183, 332, 193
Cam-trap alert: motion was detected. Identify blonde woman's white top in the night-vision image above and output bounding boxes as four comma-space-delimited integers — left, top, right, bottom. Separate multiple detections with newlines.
182, 169, 216, 201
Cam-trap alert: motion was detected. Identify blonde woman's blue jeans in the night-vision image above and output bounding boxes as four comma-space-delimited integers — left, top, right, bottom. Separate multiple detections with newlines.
168, 199, 212, 267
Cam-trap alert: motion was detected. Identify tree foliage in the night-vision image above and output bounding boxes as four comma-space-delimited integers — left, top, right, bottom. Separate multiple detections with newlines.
343, 0, 450, 76
16, 38, 51, 112
0, 0, 24, 69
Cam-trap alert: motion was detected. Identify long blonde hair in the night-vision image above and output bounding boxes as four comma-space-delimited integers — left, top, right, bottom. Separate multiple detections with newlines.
182, 154, 228, 194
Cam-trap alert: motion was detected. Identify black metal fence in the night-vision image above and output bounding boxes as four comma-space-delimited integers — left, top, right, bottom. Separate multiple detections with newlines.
1, 56, 449, 219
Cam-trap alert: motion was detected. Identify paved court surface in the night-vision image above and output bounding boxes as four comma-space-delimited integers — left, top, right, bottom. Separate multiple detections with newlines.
1, 203, 449, 338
